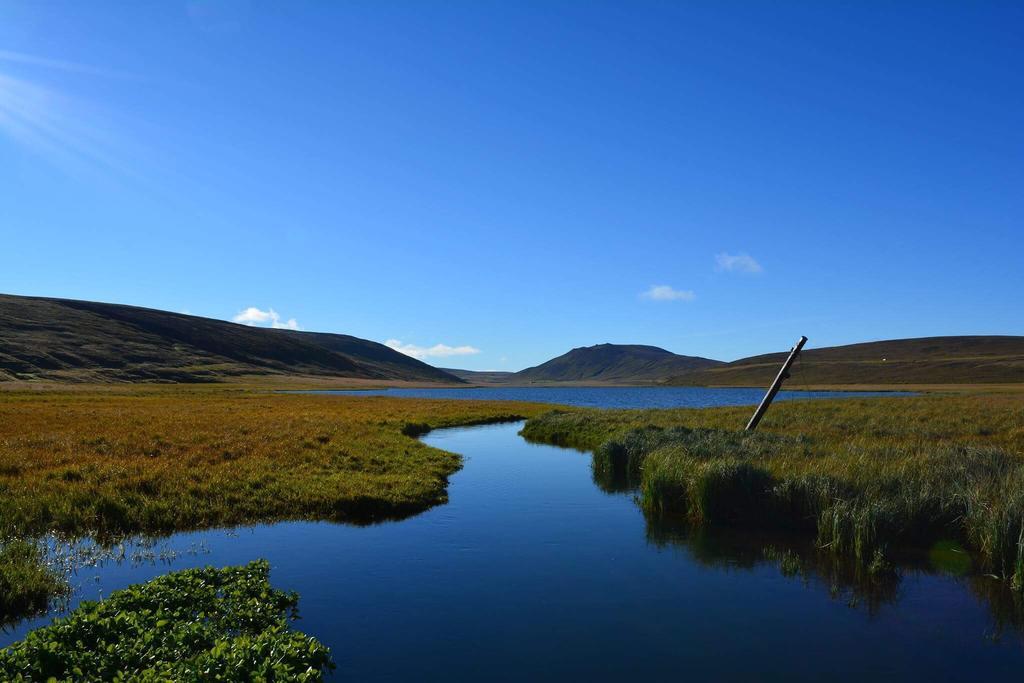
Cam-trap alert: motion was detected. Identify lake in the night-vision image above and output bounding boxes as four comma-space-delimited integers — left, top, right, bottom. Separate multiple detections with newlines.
293, 385, 909, 409
3, 391, 1020, 681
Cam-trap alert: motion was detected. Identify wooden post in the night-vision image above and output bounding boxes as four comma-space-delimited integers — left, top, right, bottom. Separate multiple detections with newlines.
745, 336, 808, 431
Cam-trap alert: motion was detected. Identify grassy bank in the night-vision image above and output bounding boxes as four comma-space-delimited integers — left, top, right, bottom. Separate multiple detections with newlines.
521, 393, 1024, 586
0, 560, 332, 681
0, 388, 549, 622
0, 389, 549, 537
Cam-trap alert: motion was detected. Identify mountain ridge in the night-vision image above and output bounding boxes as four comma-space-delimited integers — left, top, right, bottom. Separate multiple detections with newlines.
0, 294, 462, 384
667, 336, 1024, 386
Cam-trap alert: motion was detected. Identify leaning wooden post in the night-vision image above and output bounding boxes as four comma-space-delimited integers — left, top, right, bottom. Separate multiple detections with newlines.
745, 336, 808, 431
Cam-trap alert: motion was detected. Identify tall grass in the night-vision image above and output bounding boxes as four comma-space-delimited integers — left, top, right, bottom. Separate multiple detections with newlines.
522, 394, 1024, 589
0, 539, 67, 623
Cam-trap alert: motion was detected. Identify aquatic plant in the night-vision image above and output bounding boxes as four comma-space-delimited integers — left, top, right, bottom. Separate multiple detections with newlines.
0, 560, 333, 681
0, 539, 67, 624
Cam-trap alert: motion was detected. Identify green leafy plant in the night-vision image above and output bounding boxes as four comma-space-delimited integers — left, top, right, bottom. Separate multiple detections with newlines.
0, 560, 333, 681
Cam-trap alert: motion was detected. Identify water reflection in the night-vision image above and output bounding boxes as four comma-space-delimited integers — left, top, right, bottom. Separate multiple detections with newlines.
644, 498, 1024, 643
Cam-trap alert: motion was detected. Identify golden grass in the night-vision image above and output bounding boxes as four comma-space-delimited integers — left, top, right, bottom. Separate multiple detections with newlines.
0, 389, 550, 538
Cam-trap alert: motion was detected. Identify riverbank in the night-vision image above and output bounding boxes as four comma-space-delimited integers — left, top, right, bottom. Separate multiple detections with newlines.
0, 389, 553, 538
0, 388, 551, 623
521, 392, 1024, 586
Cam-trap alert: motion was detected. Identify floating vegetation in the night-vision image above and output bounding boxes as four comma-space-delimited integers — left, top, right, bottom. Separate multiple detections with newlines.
0, 560, 333, 681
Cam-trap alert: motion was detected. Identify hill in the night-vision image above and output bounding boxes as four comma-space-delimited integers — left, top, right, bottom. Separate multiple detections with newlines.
668, 336, 1024, 386
439, 368, 516, 384
0, 294, 462, 384
513, 344, 722, 383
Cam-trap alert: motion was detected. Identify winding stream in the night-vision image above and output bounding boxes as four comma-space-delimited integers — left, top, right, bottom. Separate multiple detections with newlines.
3, 417, 1022, 680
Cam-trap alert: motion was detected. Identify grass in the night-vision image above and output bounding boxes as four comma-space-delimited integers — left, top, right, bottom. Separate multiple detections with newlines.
0, 388, 549, 623
0, 539, 67, 623
0, 560, 332, 681
0, 389, 550, 538
521, 393, 1024, 587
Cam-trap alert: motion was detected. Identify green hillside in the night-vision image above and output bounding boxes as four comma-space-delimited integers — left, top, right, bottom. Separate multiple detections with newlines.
668, 336, 1024, 386
0, 294, 461, 384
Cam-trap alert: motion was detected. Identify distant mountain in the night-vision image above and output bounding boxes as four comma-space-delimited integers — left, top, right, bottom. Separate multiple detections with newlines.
439, 368, 516, 384
513, 344, 723, 383
0, 294, 462, 384
668, 336, 1024, 386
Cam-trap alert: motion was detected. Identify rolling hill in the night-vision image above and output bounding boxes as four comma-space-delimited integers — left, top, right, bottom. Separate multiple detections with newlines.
667, 336, 1024, 386
512, 344, 723, 383
439, 368, 516, 383
0, 294, 462, 384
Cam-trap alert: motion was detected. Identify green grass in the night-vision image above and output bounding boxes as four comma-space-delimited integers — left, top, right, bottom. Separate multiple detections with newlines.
0, 560, 332, 681
0, 539, 67, 624
521, 393, 1024, 588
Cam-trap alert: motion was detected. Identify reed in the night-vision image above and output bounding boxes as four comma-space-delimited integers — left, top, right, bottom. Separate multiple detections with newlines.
523, 393, 1024, 588
0, 539, 67, 624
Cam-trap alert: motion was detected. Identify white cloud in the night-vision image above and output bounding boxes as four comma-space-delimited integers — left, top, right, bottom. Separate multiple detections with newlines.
232, 307, 300, 330
640, 285, 696, 302
384, 339, 481, 360
715, 252, 763, 273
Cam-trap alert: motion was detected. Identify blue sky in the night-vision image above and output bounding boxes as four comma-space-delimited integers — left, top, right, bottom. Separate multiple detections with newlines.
1, 1, 1021, 370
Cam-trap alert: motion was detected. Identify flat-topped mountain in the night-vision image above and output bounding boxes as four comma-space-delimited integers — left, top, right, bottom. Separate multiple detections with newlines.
0, 294, 462, 384
513, 344, 723, 383
668, 336, 1024, 386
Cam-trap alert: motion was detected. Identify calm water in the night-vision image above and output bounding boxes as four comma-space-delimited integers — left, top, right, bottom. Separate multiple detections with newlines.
296, 385, 908, 409
4, 408, 1021, 680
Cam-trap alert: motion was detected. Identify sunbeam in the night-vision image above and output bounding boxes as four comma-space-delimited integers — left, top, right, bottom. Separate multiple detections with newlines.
0, 62, 139, 180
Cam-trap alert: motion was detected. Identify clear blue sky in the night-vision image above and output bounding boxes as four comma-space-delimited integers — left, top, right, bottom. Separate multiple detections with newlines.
1, 2, 1021, 369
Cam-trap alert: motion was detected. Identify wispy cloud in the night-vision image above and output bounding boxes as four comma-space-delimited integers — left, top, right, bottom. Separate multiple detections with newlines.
640, 285, 696, 302
0, 62, 140, 180
0, 49, 136, 80
715, 252, 763, 273
385, 339, 481, 360
232, 307, 300, 330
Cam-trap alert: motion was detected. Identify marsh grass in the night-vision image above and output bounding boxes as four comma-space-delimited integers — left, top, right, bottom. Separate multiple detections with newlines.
0, 388, 549, 623
0, 539, 67, 623
0, 390, 549, 538
522, 393, 1024, 588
